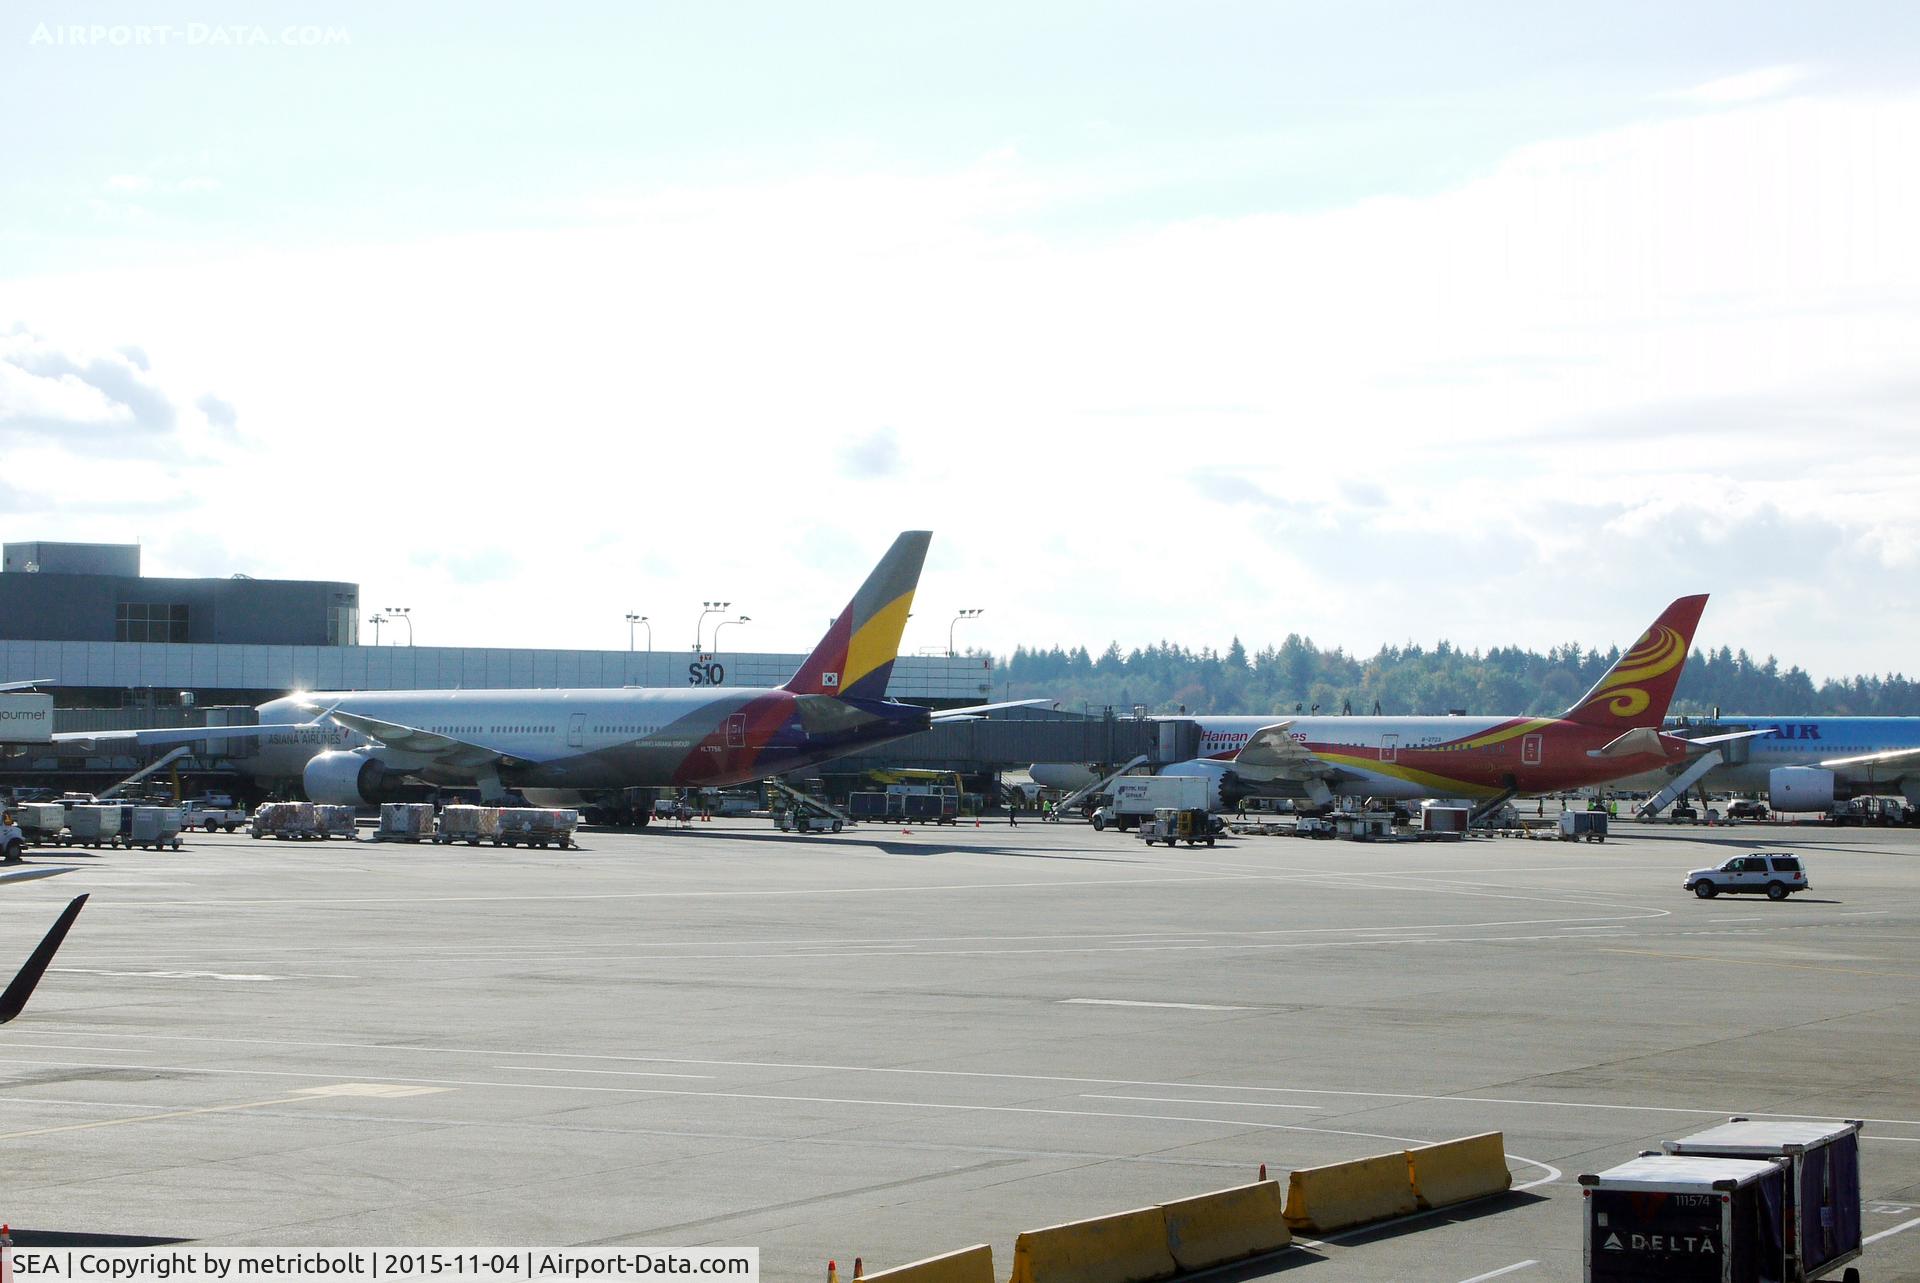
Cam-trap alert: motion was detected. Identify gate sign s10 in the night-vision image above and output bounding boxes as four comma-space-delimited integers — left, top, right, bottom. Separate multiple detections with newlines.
0, 693, 53, 743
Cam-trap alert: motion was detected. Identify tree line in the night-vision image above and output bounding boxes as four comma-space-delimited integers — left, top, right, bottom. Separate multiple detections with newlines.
996, 636, 1920, 718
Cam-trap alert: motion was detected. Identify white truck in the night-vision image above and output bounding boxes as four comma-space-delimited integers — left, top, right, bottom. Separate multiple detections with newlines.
1092, 775, 1212, 832
180, 801, 248, 832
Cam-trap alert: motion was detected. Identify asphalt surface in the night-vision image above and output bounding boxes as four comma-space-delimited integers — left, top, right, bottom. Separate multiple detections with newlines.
4, 815, 1920, 1281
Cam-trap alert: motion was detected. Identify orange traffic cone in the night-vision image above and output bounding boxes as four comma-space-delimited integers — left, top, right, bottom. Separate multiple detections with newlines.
853, 1260, 864, 1280
1258, 1162, 1267, 1181
828, 1263, 838, 1283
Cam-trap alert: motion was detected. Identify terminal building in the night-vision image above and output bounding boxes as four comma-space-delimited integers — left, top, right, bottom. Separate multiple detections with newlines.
1, 540, 1147, 798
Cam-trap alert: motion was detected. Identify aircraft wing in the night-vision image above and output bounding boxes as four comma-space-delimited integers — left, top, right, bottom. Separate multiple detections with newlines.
1820, 745, 1920, 770
1230, 721, 1330, 773
313, 706, 531, 769
1, 894, 87, 1024
930, 698, 1051, 722
47, 723, 311, 751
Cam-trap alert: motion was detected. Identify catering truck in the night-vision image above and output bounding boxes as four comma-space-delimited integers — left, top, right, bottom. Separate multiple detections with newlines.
1092, 775, 1211, 831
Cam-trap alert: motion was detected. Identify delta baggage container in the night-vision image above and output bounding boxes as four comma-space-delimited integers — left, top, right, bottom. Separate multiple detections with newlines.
1665, 1119, 1863, 1281
494, 808, 577, 848
314, 805, 359, 839
1580, 1154, 1791, 1283
377, 803, 435, 842
127, 805, 183, 850
66, 804, 125, 845
435, 805, 502, 845
251, 801, 320, 839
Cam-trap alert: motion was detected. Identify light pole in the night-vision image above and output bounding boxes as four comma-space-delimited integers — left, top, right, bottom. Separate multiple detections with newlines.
712, 615, 751, 653
625, 613, 650, 652
949, 608, 984, 657
368, 611, 387, 645
385, 607, 412, 646
695, 601, 730, 651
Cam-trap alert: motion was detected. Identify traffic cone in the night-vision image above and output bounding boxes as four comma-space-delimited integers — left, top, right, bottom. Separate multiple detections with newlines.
827, 1263, 837, 1283
1258, 1163, 1267, 1181
853, 1260, 864, 1280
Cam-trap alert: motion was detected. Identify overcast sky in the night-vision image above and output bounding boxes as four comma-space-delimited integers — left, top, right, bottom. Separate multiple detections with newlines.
4, 2, 1918, 680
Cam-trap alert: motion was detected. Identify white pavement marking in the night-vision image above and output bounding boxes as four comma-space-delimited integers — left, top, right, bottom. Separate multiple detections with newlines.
1865, 1214, 1920, 1245
1085, 1095, 1319, 1110
51, 968, 355, 981
489, 1066, 715, 1079
1061, 999, 1255, 1011
1457, 1263, 1536, 1283
26, 1029, 1920, 1128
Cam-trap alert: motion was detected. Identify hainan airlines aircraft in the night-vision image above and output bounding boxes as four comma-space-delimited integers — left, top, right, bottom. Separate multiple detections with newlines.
236, 531, 1021, 823
1046, 595, 1739, 812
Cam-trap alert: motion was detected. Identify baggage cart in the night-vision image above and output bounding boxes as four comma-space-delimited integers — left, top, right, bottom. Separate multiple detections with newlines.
376, 803, 436, 842
66, 804, 125, 847
1665, 1119, 1863, 1281
493, 807, 577, 848
435, 805, 501, 845
15, 802, 67, 843
126, 805, 184, 850
1580, 1154, 1791, 1283
251, 801, 321, 840
1561, 811, 1609, 842
314, 805, 359, 840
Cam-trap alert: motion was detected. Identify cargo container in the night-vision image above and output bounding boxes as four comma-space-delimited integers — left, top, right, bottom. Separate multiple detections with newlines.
15, 802, 67, 841
435, 805, 502, 845
125, 805, 184, 850
848, 792, 892, 820
314, 805, 359, 840
377, 803, 436, 843
1421, 803, 1470, 837
1580, 1154, 1790, 1283
1665, 1119, 1863, 1281
251, 801, 320, 840
66, 804, 125, 846
494, 807, 578, 848
1561, 811, 1609, 842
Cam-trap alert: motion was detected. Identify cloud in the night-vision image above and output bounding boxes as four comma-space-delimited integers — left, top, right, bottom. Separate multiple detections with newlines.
839, 427, 903, 479
0, 329, 176, 437
1664, 66, 1812, 105
195, 391, 238, 431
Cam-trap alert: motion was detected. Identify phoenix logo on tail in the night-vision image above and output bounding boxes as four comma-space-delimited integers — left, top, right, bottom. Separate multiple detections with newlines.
1562, 594, 1708, 728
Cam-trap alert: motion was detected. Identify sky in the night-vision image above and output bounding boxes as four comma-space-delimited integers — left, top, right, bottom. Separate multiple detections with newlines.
3, 2, 1918, 680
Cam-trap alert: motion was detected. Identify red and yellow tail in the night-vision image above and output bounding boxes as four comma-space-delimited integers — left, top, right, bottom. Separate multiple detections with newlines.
1563, 594, 1708, 729
784, 532, 931, 701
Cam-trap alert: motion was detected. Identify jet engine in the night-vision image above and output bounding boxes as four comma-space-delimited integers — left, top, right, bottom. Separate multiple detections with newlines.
304, 749, 398, 806
1769, 766, 1836, 812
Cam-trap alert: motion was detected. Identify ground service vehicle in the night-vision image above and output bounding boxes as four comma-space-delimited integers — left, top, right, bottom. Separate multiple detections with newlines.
1560, 811, 1608, 841
1665, 1118, 1863, 1282
180, 802, 246, 832
1685, 853, 1808, 899
1135, 806, 1217, 847
1093, 775, 1211, 831
1580, 1154, 1798, 1283
1, 813, 22, 863
1726, 800, 1769, 820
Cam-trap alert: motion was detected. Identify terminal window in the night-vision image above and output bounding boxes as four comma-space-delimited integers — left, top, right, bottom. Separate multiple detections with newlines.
116, 601, 189, 643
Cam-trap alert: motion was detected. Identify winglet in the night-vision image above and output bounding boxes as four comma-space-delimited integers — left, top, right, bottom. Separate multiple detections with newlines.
1562, 595, 1708, 730
784, 532, 932, 700
0, 893, 87, 1024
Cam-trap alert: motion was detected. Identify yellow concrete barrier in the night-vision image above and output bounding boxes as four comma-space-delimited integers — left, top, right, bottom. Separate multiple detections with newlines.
857, 1245, 994, 1283
1008, 1206, 1175, 1283
1160, 1179, 1291, 1270
1282, 1151, 1418, 1234
1406, 1131, 1511, 1211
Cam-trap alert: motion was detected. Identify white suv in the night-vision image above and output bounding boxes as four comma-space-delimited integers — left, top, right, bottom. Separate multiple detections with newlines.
1684, 853, 1808, 900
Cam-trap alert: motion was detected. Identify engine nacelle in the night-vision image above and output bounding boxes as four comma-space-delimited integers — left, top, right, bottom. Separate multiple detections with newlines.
1028, 763, 1100, 792
303, 749, 395, 806
1769, 766, 1836, 812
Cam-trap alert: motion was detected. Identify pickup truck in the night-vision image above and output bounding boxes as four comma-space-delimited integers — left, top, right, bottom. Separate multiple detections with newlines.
180, 802, 246, 832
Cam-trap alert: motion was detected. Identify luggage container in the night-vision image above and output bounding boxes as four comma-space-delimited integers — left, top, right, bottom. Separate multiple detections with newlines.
314, 805, 359, 840
1580, 1154, 1790, 1283
1561, 811, 1609, 842
127, 805, 183, 850
1665, 1119, 1863, 1281
16, 802, 67, 841
901, 792, 957, 824
1421, 803, 1469, 838
493, 807, 577, 848
435, 805, 501, 845
66, 804, 125, 847
848, 792, 892, 821
377, 803, 436, 843
251, 801, 320, 840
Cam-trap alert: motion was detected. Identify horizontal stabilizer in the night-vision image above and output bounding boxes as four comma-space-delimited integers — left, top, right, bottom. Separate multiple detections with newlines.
1589, 727, 1665, 758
